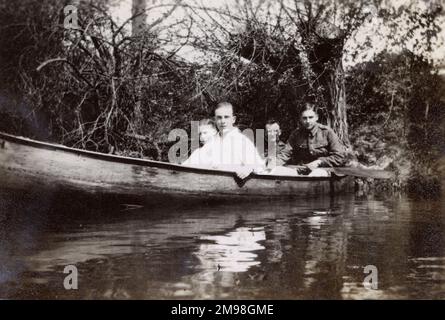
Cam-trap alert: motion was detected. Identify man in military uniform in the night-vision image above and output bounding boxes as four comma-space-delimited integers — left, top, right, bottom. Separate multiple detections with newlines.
277, 104, 346, 175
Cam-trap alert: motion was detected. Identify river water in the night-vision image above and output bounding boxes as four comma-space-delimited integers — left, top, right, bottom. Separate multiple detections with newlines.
0, 192, 444, 299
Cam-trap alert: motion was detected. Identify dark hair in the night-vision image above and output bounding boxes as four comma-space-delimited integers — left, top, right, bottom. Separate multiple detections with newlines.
214, 101, 235, 115
302, 102, 318, 114
199, 118, 216, 128
304, 102, 315, 110
266, 119, 280, 126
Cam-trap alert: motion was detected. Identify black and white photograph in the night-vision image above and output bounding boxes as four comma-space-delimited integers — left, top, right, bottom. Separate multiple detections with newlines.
0, 0, 444, 303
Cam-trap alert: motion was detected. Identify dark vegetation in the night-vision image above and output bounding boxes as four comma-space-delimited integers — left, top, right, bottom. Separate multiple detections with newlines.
0, 0, 443, 195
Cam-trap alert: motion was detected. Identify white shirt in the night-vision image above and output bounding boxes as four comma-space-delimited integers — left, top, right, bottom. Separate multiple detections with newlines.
181, 139, 215, 168
182, 128, 265, 171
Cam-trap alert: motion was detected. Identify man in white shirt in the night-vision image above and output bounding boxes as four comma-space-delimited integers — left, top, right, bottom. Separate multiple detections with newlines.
181, 119, 217, 167
183, 102, 265, 179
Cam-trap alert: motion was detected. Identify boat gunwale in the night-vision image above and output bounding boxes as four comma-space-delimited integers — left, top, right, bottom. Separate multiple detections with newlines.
0, 131, 343, 182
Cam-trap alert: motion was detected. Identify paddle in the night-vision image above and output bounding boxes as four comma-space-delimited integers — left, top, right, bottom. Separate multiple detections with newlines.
287, 165, 395, 179
325, 167, 395, 179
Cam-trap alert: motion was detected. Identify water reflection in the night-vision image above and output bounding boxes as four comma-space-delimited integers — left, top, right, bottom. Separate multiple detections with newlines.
169, 227, 266, 299
0, 193, 444, 299
197, 227, 266, 272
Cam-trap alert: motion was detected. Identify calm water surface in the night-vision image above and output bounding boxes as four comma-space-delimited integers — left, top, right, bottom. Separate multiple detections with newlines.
0, 193, 444, 299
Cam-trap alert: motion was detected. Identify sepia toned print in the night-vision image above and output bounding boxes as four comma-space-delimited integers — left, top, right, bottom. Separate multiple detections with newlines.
0, 0, 444, 301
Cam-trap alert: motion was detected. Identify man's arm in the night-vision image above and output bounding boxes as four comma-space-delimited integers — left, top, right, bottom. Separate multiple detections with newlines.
182, 143, 212, 167
181, 148, 200, 166
318, 129, 346, 167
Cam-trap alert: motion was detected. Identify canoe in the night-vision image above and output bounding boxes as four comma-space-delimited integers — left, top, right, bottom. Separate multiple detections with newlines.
0, 132, 354, 203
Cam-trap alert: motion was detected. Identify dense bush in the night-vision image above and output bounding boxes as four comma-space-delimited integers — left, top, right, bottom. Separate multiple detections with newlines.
0, 0, 208, 159
0, 0, 443, 192
347, 51, 445, 188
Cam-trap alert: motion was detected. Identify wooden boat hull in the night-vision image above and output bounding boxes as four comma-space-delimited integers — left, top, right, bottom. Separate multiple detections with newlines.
0, 132, 354, 203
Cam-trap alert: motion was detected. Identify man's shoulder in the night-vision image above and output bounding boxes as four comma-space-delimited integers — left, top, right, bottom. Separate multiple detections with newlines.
227, 127, 243, 137
317, 124, 337, 135
317, 124, 330, 130
221, 128, 255, 145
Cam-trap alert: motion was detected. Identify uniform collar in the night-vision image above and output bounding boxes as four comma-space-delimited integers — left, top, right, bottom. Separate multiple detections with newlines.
305, 123, 320, 138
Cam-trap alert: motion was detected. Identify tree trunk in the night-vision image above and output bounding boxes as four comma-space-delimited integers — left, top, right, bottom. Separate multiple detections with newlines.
327, 58, 350, 147
308, 31, 350, 148
132, 0, 147, 36
130, 0, 147, 134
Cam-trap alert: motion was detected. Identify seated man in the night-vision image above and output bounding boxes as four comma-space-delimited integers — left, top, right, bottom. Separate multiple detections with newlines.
264, 119, 286, 168
181, 118, 217, 167
183, 102, 265, 179
277, 103, 346, 176
210, 102, 265, 178
263, 119, 299, 176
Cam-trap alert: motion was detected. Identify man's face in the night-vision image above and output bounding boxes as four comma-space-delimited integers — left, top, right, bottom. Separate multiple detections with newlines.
300, 110, 318, 130
214, 106, 236, 133
199, 125, 217, 144
266, 123, 281, 143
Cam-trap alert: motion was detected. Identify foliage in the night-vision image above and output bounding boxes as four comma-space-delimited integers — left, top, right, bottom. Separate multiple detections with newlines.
347, 50, 445, 185
0, 0, 204, 159
0, 0, 444, 191
182, 0, 384, 145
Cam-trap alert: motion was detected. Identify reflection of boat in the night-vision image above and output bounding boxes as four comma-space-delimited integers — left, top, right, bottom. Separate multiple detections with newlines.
0, 132, 353, 202
0, 193, 354, 299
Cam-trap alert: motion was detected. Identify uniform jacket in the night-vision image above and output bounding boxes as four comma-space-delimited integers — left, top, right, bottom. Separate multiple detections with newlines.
277, 123, 346, 167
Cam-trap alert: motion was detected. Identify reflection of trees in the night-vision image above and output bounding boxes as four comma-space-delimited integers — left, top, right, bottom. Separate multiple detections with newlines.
405, 199, 445, 298
1, 205, 243, 298
245, 195, 353, 299
341, 196, 411, 299
301, 214, 350, 299
265, 220, 291, 263
5, 193, 441, 299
